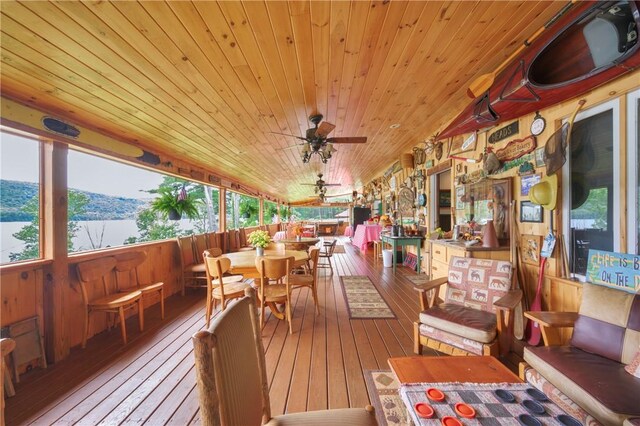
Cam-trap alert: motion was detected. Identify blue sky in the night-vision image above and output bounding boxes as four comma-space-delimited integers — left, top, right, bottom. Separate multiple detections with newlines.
1, 131, 163, 199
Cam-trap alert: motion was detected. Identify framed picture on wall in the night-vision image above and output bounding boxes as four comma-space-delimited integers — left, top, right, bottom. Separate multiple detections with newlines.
520, 173, 541, 196
439, 190, 451, 207
455, 186, 464, 210
520, 200, 543, 223
521, 234, 542, 265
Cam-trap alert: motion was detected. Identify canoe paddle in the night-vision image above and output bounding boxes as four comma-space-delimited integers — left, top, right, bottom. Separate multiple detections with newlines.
467, 0, 577, 99
526, 212, 557, 346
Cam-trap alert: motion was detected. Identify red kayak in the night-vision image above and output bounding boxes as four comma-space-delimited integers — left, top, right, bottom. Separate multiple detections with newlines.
439, 1, 640, 140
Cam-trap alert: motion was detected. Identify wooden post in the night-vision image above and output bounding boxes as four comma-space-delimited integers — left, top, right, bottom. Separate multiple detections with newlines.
259, 198, 264, 226
42, 141, 70, 362
276, 202, 281, 224
192, 331, 221, 426
219, 188, 226, 232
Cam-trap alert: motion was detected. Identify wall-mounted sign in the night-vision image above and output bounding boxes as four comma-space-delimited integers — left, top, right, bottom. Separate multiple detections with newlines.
489, 121, 519, 144
495, 135, 537, 161
424, 159, 434, 168
587, 249, 640, 293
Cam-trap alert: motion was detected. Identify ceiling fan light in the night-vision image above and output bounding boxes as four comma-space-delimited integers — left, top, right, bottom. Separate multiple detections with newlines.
302, 142, 311, 153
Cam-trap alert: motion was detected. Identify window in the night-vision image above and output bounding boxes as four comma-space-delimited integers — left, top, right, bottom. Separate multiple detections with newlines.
263, 200, 277, 225
563, 100, 619, 276
1, 130, 41, 263
628, 89, 640, 254
290, 207, 346, 221
226, 191, 258, 230
66, 148, 219, 253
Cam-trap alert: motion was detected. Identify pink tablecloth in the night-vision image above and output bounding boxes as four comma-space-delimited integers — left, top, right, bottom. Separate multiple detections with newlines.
344, 226, 354, 237
351, 224, 382, 251
273, 231, 286, 241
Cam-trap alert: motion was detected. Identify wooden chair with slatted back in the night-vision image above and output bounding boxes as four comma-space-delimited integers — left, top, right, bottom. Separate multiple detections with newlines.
318, 239, 337, 275
177, 235, 206, 295
114, 251, 165, 320
255, 255, 295, 334
76, 257, 143, 348
193, 234, 209, 262
289, 247, 320, 314
192, 288, 377, 426
202, 251, 248, 327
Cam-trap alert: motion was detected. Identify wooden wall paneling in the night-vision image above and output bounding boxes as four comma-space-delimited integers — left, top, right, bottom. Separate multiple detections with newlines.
619, 94, 628, 251
324, 1, 351, 127
0, 269, 40, 328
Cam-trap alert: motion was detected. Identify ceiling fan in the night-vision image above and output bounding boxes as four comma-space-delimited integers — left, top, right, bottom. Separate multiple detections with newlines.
274, 114, 367, 163
301, 173, 341, 200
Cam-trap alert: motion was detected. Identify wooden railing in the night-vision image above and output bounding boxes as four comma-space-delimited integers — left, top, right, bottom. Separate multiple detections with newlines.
0, 222, 287, 365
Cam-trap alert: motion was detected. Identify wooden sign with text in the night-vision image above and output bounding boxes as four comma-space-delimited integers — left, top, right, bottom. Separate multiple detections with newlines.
587, 249, 640, 293
489, 121, 519, 144
495, 135, 536, 161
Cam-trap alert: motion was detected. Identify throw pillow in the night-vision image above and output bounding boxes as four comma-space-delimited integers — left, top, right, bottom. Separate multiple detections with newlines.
625, 348, 640, 378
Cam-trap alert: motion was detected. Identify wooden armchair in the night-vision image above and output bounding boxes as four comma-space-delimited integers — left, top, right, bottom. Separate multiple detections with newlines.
413, 256, 521, 356
192, 288, 376, 426
177, 235, 207, 295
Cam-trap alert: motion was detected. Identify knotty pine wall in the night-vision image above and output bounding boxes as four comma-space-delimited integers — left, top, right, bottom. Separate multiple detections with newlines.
372, 72, 640, 332
1, 240, 182, 359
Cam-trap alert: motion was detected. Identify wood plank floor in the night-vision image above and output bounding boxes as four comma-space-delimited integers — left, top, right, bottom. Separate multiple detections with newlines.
5, 238, 441, 425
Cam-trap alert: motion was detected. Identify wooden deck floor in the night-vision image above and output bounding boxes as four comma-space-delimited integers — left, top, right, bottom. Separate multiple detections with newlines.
6, 239, 438, 425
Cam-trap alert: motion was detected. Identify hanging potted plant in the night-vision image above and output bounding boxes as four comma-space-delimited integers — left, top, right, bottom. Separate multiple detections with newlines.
247, 230, 271, 256
151, 185, 201, 221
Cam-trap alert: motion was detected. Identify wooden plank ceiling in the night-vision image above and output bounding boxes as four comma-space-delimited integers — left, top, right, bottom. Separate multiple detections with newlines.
0, 1, 567, 202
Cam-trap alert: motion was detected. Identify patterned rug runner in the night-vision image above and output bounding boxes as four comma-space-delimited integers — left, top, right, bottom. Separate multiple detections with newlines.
364, 370, 409, 426
339, 276, 396, 319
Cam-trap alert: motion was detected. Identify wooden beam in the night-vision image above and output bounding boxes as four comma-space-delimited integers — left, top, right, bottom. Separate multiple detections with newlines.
218, 188, 226, 232
42, 141, 70, 362
259, 198, 264, 226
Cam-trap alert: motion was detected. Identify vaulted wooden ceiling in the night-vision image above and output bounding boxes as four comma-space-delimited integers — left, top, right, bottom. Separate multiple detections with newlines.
0, 1, 568, 202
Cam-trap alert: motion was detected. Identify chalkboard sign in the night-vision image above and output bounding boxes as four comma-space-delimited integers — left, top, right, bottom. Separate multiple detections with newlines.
586, 249, 640, 293
489, 121, 519, 144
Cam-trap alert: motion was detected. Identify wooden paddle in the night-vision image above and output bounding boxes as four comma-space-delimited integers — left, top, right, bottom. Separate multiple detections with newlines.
509, 201, 526, 340
467, 1, 577, 98
526, 212, 557, 345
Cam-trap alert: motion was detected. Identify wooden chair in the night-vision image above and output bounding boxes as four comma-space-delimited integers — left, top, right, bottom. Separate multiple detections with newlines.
1, 338, 16, 426
290, 247, 320, 314
76, 257, 143, 348
202, 251, 248, 327
317, 239, 337, 275
413, 256, 521, 356
255, 255, 294, 334
114, 251, 165, 320
193, 234, 209, 261
192, 288, 376, 426
177, 235, 206, 295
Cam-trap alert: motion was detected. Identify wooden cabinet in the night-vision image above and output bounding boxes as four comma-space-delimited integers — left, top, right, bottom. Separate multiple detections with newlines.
429, 240, 509, 278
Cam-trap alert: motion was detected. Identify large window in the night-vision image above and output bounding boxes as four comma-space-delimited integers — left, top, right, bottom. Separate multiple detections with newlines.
1, 130, 41, 263
290, 206, 346, 221
263, 200, 277, 225
226, 191, 259, 230
66, 149, 219, 253
563, 101, 618, 276
628, 89, 640, 254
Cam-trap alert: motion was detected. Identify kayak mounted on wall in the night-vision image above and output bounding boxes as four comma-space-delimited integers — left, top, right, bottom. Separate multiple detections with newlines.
439, 1, 640, 140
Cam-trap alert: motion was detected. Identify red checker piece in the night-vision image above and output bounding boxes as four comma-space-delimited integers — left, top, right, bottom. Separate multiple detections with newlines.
414, 402, 434, 419
441, 416, 463, 426
455, 402, 476, 419
426, 387, 445, 401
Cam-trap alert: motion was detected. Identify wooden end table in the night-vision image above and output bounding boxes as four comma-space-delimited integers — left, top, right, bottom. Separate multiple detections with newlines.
388, 356, 520, 384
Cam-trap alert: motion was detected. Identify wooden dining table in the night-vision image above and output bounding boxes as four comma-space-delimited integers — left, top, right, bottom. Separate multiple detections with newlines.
277, 237, 320, 252
223, 249, 309, 321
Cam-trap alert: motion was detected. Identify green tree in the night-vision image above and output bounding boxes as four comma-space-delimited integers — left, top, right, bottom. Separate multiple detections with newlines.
10, 190, 89, 261
124, 208, 184, 244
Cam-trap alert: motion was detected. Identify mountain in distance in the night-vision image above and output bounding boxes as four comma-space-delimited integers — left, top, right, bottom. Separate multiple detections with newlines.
0, 179, 147, 222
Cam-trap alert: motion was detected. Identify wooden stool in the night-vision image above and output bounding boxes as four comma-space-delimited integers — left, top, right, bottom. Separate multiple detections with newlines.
372, 240, 382, 261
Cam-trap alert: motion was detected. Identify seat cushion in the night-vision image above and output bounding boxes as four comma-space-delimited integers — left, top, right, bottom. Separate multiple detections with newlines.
266, 407, 377, 426
186, 263, 206, 274
419, 303, 496, 343
524, 345, 640, 425
418, 323, 485, 355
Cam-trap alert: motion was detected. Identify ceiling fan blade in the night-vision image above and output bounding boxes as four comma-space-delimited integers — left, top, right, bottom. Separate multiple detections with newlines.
276, 144, 303, 151
326, 137, 367, 144
300, 183, 317, 186
269, 131, 307, 141
316, 121, 336, 138
323, 183, 341, 187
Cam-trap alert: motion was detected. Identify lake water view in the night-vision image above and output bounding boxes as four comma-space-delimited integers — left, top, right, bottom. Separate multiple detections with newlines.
0, 219, 196, 263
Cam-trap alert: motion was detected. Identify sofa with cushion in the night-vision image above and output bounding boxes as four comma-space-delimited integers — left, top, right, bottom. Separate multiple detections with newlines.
523, 282, 640, 426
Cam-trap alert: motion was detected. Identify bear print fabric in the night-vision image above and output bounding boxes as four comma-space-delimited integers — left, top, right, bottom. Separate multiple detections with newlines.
446, 256, 512, 313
